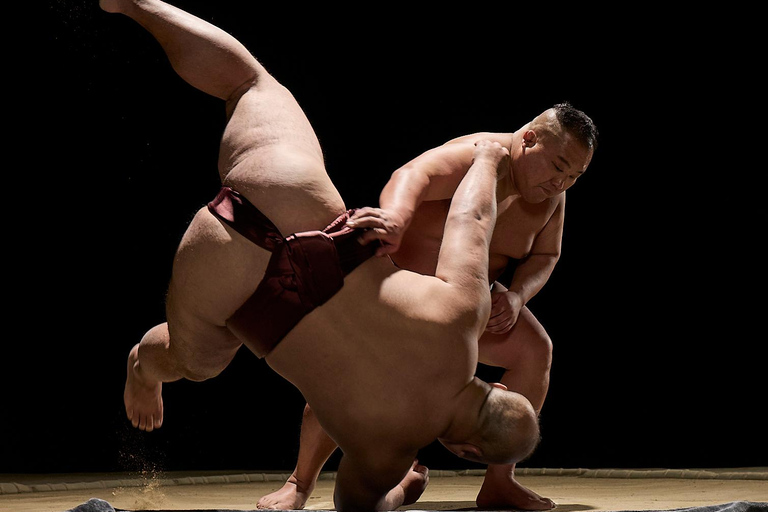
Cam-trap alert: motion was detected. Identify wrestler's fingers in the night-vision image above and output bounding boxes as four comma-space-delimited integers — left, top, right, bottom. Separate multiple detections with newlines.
356, 227, 388, 245
347, 207, 382, 224
489, 302, 509, 318
347, 216, 387, 230
486, 321, 514, 335
486, 312, 512, 330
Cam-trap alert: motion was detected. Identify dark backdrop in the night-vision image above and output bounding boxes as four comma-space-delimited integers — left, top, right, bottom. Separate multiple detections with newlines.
6, 2, 764, 476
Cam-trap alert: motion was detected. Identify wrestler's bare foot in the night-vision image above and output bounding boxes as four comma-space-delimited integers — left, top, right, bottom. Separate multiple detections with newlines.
257, 473, 314, 510
400, 461, 429, 506
476, 465, 555, 510
124, 343, 164, 432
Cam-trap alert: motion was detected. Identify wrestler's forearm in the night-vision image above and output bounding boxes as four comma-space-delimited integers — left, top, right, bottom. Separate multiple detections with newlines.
449, 160, 498, 231
435, 152, 499, 286
378, 165, 432, 230
379, 143, 471, 227
509, 254, 558, 304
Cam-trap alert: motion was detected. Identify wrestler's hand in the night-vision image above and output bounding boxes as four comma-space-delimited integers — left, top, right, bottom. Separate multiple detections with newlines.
473, 140, 510, 180
485, 290, 523, 334
346, 207, 407, 256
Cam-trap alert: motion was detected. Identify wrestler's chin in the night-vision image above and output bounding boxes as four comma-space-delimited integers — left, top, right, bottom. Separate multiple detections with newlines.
521, 189, 549, 204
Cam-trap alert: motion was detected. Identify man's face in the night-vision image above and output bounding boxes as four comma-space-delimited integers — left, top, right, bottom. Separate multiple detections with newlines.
513, 132, 593, 204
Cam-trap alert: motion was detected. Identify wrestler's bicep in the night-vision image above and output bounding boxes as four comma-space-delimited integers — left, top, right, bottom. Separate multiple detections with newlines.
417, 142, 477, 201
530, 197, 564, 257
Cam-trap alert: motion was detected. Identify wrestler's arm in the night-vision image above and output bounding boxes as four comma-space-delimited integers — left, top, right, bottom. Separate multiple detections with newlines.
348, 137, 478, 254
510, 194, 564, 303
487, 195, 564, 333
434, 141, 504, 301
381, 139, 477, 215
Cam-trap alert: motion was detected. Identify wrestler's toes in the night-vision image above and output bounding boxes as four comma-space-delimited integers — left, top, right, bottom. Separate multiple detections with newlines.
139, 414, 152, 432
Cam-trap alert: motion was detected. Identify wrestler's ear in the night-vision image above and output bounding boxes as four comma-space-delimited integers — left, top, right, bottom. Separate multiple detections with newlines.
460, 444, 483, 460
441, 439, 484, 461
522, 130, 537, 148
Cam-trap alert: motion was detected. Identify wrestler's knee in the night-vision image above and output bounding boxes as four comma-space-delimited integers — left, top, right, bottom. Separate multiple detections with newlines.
518, 308, 554, 369
175, 357, 229, 382
224, 76, 260, 116
480, 308, 553, 370
167, 335, 235, 382
533, 330, 553, 372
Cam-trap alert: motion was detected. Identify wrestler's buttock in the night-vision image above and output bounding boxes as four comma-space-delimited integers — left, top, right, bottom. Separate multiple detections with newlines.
165, 206, 270, 350
164, 177, 346, 361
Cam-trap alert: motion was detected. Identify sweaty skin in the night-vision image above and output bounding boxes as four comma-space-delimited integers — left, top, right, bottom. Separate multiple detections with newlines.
373, 130, 592, 510
102, 1, 540, 510
259, 120, 594, 510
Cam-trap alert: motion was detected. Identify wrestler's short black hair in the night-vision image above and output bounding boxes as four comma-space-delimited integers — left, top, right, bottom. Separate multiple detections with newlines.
553, 101, 599, 152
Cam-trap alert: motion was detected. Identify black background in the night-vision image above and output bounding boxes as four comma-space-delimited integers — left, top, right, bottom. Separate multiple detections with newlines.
6, 2, 765, 476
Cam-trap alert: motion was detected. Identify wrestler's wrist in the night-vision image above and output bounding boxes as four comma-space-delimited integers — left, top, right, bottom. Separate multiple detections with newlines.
506, 290, 525, 306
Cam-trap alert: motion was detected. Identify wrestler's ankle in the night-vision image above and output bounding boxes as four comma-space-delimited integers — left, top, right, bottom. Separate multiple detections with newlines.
126, 346, 158, 390
286, 472, 316, 494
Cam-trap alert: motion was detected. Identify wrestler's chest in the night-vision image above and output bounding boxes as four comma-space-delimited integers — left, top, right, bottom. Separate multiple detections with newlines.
489, 198, 549, 260
400, 199, 543, 266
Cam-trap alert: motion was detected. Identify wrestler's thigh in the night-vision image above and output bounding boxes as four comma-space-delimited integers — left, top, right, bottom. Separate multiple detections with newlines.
478, 306, 552, 368
218, 79, 346, 235
218, 76, 324, 179
164, 207, 269, 377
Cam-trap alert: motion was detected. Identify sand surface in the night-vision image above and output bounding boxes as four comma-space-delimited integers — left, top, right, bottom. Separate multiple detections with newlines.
1, 469, 766, 512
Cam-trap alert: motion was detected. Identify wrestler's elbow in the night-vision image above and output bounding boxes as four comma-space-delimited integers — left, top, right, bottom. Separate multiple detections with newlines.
524, 252, 560, 269
438, 276, 493, 337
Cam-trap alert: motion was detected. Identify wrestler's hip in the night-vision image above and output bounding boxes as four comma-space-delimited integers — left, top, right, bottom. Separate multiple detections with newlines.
222, 148, 346, 236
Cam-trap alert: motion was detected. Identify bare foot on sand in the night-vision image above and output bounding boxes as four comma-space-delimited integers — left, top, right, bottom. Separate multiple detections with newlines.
477, 465, 555, 510
257, 474, 314, 510
400, 461, 429, 506
124, 343, 164, 431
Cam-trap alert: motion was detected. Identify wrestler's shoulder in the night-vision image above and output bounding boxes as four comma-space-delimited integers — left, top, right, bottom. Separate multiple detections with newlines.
443, 132, 512, 146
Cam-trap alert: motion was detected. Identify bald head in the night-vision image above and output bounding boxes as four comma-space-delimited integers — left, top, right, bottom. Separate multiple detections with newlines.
475, 388, 540, 465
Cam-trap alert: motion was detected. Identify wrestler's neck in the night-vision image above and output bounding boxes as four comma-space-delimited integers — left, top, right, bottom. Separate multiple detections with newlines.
498, 132, 521, 200
497, 168, 518, 202
440, 377, 491, 441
